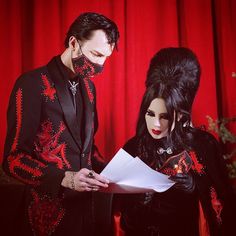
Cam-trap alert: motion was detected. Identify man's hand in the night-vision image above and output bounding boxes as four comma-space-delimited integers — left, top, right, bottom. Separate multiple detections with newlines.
169, 173, 195, 193
61, 168, 109, 192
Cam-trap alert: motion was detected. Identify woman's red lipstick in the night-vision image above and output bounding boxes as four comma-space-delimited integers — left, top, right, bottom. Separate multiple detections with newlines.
152, 129, 161, 135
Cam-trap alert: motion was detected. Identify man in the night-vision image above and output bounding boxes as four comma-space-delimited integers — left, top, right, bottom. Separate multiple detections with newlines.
3, 12, 119, 235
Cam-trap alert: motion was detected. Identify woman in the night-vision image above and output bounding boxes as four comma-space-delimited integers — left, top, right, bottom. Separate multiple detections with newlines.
118, 48, 235, 236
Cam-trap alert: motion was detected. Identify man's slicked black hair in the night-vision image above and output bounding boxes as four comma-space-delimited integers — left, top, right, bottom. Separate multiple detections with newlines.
64, 12, 119, 49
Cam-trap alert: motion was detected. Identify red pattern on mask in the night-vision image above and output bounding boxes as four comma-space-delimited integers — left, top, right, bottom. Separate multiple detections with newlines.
41, 74, 56, 101
84, 78, 94, 103
35, 120, 70, 169
11, 88, 23, 152
72, 52, 103, 80
189, 151, 204, 174
73, 55, 96, 78
8, 153, 45, 186
28, 189, 65, 236
210, 187, 223, 224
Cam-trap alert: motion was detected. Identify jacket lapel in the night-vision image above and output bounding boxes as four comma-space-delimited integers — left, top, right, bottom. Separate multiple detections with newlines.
80, 77, 95, 153
46, 56, 82, 149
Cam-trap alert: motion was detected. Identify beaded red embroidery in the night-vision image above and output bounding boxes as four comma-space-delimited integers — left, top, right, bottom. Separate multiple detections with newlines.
28, 190, 65, 236
35, 120, 70, 169
84, 78, 94, 103
41, 74, 56, 101
11, 88, 22, 152
189, 151, 204, 174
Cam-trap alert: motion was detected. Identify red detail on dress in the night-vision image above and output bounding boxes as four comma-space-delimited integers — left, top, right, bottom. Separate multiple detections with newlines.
41, 74, 56, 101
160, 167, 177, 176
11, 88, 23, 152
28, 189, 65, 236
210, 187, 223, 224
199, 201, 210, 236
189, 151, 204, 174
177, 157, 188, 173
8, 153, 45, 186
84, 78, 94, 103
35, 120, 71, 169
158, 151, 192, 175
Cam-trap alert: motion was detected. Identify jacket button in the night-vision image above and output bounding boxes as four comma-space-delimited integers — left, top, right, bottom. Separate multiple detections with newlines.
81, 153, 85, 158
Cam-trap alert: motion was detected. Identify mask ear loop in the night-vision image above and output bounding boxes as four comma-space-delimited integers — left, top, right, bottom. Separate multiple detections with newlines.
70, 39, 82, 70
77, 40, 104, 68
76, 40, 83, 56
75, 39, 104, 78
76, 40, 93, 62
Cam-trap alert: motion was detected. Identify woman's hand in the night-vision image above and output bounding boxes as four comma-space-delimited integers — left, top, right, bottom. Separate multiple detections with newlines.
61, 168, 109, 192
169, 173, 195, 193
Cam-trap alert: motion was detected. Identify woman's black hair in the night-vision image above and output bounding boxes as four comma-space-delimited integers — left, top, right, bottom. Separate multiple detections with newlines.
136, 47, 201, 154
64, 12, 119, 49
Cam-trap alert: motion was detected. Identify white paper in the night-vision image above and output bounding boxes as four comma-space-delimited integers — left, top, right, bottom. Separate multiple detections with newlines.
100, 148, 175, 193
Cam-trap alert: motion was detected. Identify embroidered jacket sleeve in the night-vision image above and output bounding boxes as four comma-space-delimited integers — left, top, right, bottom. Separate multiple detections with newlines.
207, 134, 235, 231
193, 131, 235, 235
198, 132, 233, 198
3, 72, 65, 197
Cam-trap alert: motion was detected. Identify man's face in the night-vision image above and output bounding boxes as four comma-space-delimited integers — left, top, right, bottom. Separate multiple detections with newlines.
74, 30, 114, 66
145, 98, 170, 139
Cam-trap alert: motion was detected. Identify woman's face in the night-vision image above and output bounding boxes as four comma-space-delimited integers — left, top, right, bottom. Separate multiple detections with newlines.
145, 98, 170, 139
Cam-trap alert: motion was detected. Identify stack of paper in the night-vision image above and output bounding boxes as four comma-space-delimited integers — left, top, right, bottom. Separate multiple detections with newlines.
100, 148, 175, 193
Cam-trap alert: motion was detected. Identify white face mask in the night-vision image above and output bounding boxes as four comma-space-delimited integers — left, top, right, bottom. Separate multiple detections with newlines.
145, 98, 170, 139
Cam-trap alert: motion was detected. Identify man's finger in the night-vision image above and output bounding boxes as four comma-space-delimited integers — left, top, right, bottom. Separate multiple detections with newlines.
86, 177, 109, 188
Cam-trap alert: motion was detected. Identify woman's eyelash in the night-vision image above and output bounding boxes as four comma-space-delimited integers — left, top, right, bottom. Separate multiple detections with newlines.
146, 110, 155, 116
146, 111, 170, 120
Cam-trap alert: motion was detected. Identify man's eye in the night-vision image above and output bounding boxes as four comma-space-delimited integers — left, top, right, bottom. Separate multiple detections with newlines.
146, 110, 155, 117
92, 53, 102, 58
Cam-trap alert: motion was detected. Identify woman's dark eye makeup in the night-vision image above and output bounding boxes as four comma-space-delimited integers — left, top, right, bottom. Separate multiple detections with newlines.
146, 110, 169, 120
146, 110, 155, 117
160, 113, 169, 120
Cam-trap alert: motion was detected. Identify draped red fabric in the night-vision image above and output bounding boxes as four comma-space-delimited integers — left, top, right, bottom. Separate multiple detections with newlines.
0, 1, 235, 235
0, 0, 235, 178
213, 0, 236, 188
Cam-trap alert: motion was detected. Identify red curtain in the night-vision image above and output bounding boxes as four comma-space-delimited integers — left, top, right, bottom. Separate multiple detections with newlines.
0, 0, 235, 173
